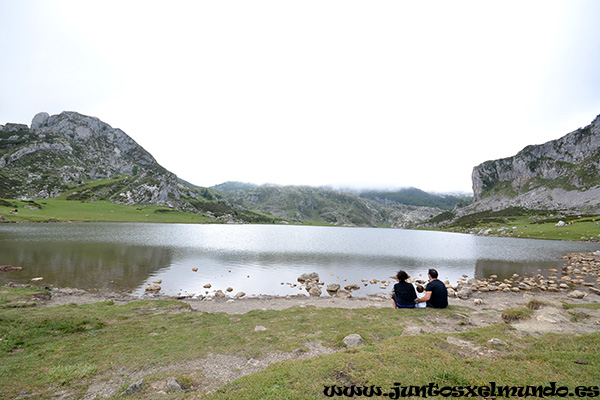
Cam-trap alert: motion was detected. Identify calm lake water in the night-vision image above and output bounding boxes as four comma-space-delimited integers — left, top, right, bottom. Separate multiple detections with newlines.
1, 223, 598, 298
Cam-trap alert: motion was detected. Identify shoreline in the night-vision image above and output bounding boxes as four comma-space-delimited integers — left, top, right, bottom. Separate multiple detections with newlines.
3, 217, 600, 242
8, 249, 596, 317
3, 251, 600, 316
8, 277, 599, 336
25, 274, 600, 337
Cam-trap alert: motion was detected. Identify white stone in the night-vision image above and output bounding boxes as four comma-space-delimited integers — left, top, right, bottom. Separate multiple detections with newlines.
342, 334, 364, 347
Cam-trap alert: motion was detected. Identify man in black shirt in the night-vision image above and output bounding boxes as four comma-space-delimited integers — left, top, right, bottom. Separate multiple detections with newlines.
415, 268, 448, 308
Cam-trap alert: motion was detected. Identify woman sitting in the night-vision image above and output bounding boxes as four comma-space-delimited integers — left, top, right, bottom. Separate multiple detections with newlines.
392, 269, 417, 308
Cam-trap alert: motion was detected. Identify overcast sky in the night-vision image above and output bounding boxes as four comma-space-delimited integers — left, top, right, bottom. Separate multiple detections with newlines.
2, 1, 600, 193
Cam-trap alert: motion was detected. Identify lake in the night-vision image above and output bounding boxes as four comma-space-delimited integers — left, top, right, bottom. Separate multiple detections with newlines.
1, 223, 598, 298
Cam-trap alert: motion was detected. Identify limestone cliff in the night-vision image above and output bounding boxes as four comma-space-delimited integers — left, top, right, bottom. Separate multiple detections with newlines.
0, 111, 186, 205
469, 114, 600, 213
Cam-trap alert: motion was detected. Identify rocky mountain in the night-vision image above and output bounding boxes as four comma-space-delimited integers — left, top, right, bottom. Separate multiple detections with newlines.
212, 183, 455, 228
358, 187, 471, 210
0, 111, 272, 223
1, 112, 176, 202
1, 111, 465, 227
467, 113, 600, 214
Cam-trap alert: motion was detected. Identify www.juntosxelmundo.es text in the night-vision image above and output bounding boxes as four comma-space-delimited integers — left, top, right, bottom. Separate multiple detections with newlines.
323, 382, 599, 398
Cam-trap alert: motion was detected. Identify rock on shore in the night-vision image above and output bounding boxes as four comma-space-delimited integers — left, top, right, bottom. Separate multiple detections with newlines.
443, 251, 600, 300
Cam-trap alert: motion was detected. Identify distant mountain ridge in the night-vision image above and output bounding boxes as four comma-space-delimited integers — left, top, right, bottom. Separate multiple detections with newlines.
358, 187, 471, 210
212, 182, 469, 228
1, 111, 469, 227
467, 113, 600, 214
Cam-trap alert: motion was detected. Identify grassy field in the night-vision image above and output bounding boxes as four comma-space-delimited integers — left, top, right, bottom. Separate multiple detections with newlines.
436, 208, 600, 241
0, 177, 287, 225
3, 191, 600, 242
0, 197, 600, 244
0, 197, 218, 224
467, 215, 600, 241
1, 287, 599, 399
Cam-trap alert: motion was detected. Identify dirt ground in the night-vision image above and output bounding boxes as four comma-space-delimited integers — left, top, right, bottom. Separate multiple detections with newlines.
45, 285, 600, 335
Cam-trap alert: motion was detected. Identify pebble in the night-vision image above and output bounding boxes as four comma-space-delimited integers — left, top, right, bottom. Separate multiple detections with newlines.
122, 379, 144, 395
488, 338, 508, 346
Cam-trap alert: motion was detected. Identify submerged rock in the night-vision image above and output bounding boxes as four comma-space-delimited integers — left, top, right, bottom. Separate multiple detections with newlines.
326, 283, 340, 296
298, 272, 320, 283
145, 283, 161, 292
0, 265, 22, 272
334, 289, 352, 298
307, 284, 322, 297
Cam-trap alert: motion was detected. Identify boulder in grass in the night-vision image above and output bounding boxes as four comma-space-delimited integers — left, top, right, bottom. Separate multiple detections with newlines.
342, 334, 364, 347
122, 379, 144, 395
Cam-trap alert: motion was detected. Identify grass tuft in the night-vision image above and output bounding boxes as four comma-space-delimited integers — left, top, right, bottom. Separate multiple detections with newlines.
0, 286, 51, 309
562, 302, 600, 310
47, 363, 98, 386
501, 307, 533, 323
526, 299, 549, 310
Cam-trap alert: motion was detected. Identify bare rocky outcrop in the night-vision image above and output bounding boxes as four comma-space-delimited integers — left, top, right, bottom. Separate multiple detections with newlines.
466, 113, 600, 214
0, 111, 180, 204
30, 112, 49, 130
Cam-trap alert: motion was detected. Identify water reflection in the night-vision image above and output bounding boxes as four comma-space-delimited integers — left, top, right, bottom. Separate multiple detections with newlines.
0, 241, 173, 292
1, 223, 598, 297
474, 259, 563, 282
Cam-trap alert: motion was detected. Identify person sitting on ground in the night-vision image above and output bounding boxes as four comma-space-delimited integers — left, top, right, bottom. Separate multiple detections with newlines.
415, 268, 448, 309
392, 270, 417, 308
415, 284, 426, 308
